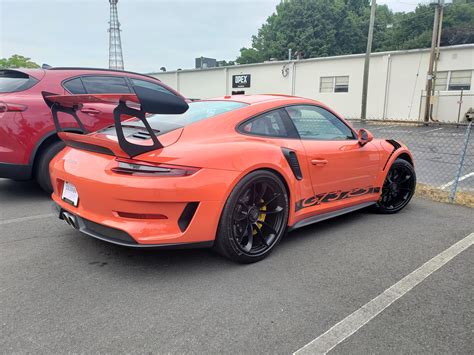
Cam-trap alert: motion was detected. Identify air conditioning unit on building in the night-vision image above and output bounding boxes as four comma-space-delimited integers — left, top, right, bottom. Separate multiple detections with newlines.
465, 108, 474, 122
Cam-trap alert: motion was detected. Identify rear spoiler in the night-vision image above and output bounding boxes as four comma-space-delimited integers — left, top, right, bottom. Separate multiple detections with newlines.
42, 86, 189, 157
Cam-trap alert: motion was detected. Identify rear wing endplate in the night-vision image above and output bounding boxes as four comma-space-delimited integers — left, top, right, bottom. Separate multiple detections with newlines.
42, 86, 189, 157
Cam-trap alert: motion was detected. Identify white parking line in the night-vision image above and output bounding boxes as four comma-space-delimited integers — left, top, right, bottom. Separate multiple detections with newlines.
422, 127, 443, 134
0, 213, 54, 226
293, 232, 474, 355
439, 172, 474, 190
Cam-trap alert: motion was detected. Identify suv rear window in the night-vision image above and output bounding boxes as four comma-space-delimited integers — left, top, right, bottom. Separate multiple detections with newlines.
0, 70, 39, 93
130, 78, 176, 96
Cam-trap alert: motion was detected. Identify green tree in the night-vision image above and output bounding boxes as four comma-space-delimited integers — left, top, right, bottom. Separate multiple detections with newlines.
0, 54, 40, 69
235, 0, 473, 64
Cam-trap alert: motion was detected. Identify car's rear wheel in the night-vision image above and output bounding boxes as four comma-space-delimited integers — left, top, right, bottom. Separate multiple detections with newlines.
375, 158, 416, 214
35, 141, 65, 193
214, 170, 289, 263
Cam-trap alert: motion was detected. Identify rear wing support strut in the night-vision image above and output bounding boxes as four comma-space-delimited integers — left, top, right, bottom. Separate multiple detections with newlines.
113, 101, 163, 157
51, 103, 87, 133
42, 88, 189, 157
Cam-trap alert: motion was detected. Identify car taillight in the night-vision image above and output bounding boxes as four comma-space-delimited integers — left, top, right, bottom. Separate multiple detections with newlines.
111, 158, 200, 177
0, 102, 27, 113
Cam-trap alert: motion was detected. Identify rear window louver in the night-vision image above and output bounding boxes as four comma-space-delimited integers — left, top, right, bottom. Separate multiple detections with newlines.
131, 131, 152, 140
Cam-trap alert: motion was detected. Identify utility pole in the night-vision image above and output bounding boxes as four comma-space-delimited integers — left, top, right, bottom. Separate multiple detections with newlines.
361, 0, 377, 120
424, 0, 444, 122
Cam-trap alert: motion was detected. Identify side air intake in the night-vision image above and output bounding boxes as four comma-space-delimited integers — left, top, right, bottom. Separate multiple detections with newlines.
281, 148, 303, 180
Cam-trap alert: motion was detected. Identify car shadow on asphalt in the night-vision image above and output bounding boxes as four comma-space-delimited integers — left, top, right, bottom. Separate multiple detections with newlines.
0, 179, 49, 200
60, 206, 377, 275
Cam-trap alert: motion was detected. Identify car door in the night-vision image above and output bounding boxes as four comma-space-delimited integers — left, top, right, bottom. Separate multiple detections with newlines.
285, 105, 382, 211
63, 76, 179, 132
63, 75, 132, 132
239, 108, 315, 217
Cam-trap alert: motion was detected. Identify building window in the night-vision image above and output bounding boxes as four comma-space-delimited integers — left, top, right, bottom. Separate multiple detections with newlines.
434, 71, 448, 91
449, 70, 471, 91
434, 70, 472, 91
319, 76, 349, 93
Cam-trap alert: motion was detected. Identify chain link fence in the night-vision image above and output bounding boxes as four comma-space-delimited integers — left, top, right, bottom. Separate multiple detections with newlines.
350, 120, 473, 207
344, 91, 473, 124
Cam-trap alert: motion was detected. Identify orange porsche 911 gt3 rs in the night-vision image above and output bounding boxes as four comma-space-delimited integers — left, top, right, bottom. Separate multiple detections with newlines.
47, 89, 415, 263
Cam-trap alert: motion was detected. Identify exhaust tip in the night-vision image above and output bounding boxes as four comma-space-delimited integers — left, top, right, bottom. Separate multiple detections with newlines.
62, 212, 77, 229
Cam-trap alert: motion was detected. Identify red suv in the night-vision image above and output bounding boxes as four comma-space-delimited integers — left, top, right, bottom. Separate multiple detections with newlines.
0, 67, 180, 192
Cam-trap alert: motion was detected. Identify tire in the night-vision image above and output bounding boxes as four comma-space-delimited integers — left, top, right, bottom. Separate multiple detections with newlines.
374, 158, 416, 214
35, 141, 65, 193
214, 170, 289, 263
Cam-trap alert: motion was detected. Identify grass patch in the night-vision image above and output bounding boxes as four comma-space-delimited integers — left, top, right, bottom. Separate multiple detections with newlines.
415, 183, 474, 208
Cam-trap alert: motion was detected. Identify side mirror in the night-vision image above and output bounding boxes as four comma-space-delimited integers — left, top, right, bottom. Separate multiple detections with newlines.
357, 128, 373, 146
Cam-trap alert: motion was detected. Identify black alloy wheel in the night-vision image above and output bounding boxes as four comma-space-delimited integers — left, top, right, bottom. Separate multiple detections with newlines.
376, 158, 416, 214
215, 170, 289, 263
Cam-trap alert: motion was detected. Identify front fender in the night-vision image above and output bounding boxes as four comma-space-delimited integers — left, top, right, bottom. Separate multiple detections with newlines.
376, 139, 414, 187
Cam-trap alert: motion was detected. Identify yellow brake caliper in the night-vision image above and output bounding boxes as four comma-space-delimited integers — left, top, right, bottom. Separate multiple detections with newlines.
253, 200, 267, 235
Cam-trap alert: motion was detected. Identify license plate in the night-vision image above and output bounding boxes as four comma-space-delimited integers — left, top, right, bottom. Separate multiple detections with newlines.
62, 181, 79, 207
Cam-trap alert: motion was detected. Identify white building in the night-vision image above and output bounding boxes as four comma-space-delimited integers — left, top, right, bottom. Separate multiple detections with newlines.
150, 44, 474, 123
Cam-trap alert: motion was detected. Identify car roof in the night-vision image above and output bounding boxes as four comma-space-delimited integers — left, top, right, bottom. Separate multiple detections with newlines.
8, 67, 160, 82
206, 94, 320, 105
47, 67, 160, 81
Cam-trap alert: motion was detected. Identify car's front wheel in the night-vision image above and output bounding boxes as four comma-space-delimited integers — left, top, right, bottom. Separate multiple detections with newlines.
375, 158, 416, 214
214, 170, 289, 263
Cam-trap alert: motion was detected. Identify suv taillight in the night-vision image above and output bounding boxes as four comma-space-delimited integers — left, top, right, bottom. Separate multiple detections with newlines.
111, 158, 200, 177
0, 102, 27, 113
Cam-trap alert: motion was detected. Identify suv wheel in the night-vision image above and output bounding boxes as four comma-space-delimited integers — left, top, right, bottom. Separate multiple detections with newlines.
35, 141, 65, 193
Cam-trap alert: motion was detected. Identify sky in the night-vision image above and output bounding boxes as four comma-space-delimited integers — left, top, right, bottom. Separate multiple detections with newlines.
0, 0, 431, 73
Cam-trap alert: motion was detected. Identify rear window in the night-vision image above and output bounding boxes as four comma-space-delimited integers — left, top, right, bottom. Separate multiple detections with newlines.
63, 77, 86, 94
130, 78, 176, 96
146, 100, 248, 127
0, 70, 39, 93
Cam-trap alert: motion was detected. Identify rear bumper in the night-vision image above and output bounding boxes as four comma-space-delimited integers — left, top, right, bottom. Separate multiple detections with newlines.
53, 203, 213, 249
50, 147, 242, 246
0, 162, 32, 180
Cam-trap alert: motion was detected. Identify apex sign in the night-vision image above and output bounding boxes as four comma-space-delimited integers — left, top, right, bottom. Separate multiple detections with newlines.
232, 74, 251, 88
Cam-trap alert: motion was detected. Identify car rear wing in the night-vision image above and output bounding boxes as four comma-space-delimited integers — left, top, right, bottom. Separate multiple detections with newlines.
42, 86, 189, 157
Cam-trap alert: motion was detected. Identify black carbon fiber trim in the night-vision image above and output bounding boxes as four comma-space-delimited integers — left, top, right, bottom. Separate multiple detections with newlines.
178, 202, 199, 232
383, 139, 402, 170
281, 147, 303, 180
64, 140, 115, 156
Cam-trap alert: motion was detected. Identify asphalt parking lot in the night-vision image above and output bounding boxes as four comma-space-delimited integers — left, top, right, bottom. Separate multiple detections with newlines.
0, 178, 472, 354
351, 121, 474, 192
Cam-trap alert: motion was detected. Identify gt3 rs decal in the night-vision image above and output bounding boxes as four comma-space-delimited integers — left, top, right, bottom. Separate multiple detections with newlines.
295, 186, 381, 212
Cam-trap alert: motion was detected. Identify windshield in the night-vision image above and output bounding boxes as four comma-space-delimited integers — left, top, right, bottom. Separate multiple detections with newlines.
146, 100, 248, 126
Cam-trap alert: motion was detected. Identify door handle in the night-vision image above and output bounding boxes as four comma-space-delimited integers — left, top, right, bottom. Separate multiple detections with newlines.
80, 108, 101, 115
311, 159, 328, 166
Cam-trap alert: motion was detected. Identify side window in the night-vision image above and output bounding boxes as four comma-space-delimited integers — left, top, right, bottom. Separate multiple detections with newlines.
240, 109, 294, 138
80, 76, 131, 94
130, 78, 176, 96
286, 105, 355, 140
63, 77, 86, 94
